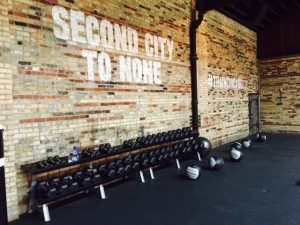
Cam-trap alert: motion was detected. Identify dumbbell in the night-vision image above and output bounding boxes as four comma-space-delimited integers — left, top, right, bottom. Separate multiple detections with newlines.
98, 143, 112, 155
81, 148, 94, 159
115, 160, 125, 176
37, 160, 52, 169
209, 157, 224, 170
123, 139, 135, 148
39, 179, 58, 199
256, 133, 267, 142
230, 142, 243, 151
73, 171, 84, 184
98, 164, 108, 178
136, 137, 146, 146
35, 181, 50, 199
60, 175, 76, 193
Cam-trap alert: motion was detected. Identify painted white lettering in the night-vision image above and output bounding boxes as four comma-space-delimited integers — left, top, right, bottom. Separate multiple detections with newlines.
86, 16, 100, 46
98, 52, 112, 81
119, 56, 132, 82
82, 50, 97, 81
132, 58, 142, 83
100, 20, 114, 48
127, 28, 139, 53
158, 37, 166, 60
145, 33, 154, 57
153, 61, 162, 84
70, 10, 86, 44
142, 60, 153, 83
114, 24, 128, 51
166, 39, 174, 61
52, 5, 70, 40
153, 35, 159, 57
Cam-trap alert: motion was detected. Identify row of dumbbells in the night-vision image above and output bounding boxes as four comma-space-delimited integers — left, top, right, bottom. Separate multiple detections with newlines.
34, 137, 210, 200
37, 127, 197, 169
82, 127, 198, 159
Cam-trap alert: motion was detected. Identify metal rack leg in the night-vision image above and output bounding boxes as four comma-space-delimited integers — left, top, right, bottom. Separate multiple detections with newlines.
42, 204, 51, 222
28, 175, 37, 213
139, 171, 145, 183
99, 184, 106, 199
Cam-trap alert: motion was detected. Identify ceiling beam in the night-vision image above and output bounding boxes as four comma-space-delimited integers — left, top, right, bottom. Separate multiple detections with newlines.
254, 3, 269, 25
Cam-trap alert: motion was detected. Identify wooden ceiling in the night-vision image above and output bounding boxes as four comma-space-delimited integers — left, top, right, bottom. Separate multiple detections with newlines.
197, 0, 300, 58
197, 0, 300, 32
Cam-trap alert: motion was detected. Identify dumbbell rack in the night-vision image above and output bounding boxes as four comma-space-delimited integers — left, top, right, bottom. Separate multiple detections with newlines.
21, 131, 199, 222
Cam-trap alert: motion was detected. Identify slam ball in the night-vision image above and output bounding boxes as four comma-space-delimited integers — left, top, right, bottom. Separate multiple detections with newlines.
185, 165, 201, 180
256, 133, 267, 142
241, 139, 252, 149
230, 149, 243, 162
209, 157, 224, 170
230, 142, 243, 151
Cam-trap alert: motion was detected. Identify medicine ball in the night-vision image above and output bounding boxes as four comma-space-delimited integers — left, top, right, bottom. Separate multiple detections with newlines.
209, 157, 224, 170
230, 142, 243, 151
185, 165, 201, 180
256, 133, 267, 142
241, 139, 252, 149
230, 149, 243, 162
196, 137, 212, 158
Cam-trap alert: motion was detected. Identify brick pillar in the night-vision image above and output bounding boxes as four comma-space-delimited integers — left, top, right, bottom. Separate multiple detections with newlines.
0, 0, 19, 221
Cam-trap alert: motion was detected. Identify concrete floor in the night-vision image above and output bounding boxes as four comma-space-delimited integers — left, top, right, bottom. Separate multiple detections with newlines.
11, 133, 300, 225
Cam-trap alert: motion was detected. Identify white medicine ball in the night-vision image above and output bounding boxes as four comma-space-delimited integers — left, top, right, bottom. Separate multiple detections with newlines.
185, 165, 201, 180
242, 139, 251, 149
230, 149, 243, 162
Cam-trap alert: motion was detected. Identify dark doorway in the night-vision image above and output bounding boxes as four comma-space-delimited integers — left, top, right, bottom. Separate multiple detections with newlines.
248, 93, 259, 135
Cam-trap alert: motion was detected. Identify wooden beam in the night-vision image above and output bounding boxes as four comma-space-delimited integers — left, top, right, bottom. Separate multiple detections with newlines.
254, 3, 269, 25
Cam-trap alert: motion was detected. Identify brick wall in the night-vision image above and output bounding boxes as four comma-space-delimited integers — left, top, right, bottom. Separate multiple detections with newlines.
197, 11, 258, 146
0, 0, 258, 221
8, 0, 192, 219
0, 0, 19, 220
260, 55, 300, 132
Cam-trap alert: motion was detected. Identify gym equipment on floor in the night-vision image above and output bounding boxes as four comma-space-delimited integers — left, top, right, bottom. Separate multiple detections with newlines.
209, 157, 224, 170
229, 149, 243, 162
185, 165, 201, 180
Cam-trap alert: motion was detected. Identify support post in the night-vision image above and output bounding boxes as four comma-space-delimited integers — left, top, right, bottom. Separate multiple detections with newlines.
42, 204, 51, 222
99, 184, 106, 199
0, 127, 8, 225
149, 167, 155, 180
139, 171, 145, 183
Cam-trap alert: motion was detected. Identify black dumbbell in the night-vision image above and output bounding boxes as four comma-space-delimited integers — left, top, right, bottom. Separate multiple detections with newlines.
141, 152, 148, 160
148, 151, 156, 158
37, 160, 52, 169
133, 154, 141, 162
132, 161, 140, 171
116, 166, 125, 176
141, 158, 150, 168
149, 156, 157, 166
35, 181, 49, 199
123, 156, 133, 165
108, 161, 116, 170
123, 139, 134, 148
62, 175, 78, 191
99, 164, 108, 178
124, 164, 132, 174
136, 137, 146, 146
82, 176, 92, 187
73, 171, 84, 184
99, 143, 112, 155
81, 148, 93, 159
116, 160, 123, 168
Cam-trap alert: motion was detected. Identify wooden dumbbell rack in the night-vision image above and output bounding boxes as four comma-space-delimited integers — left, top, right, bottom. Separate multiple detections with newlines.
21, 133, 198, 222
